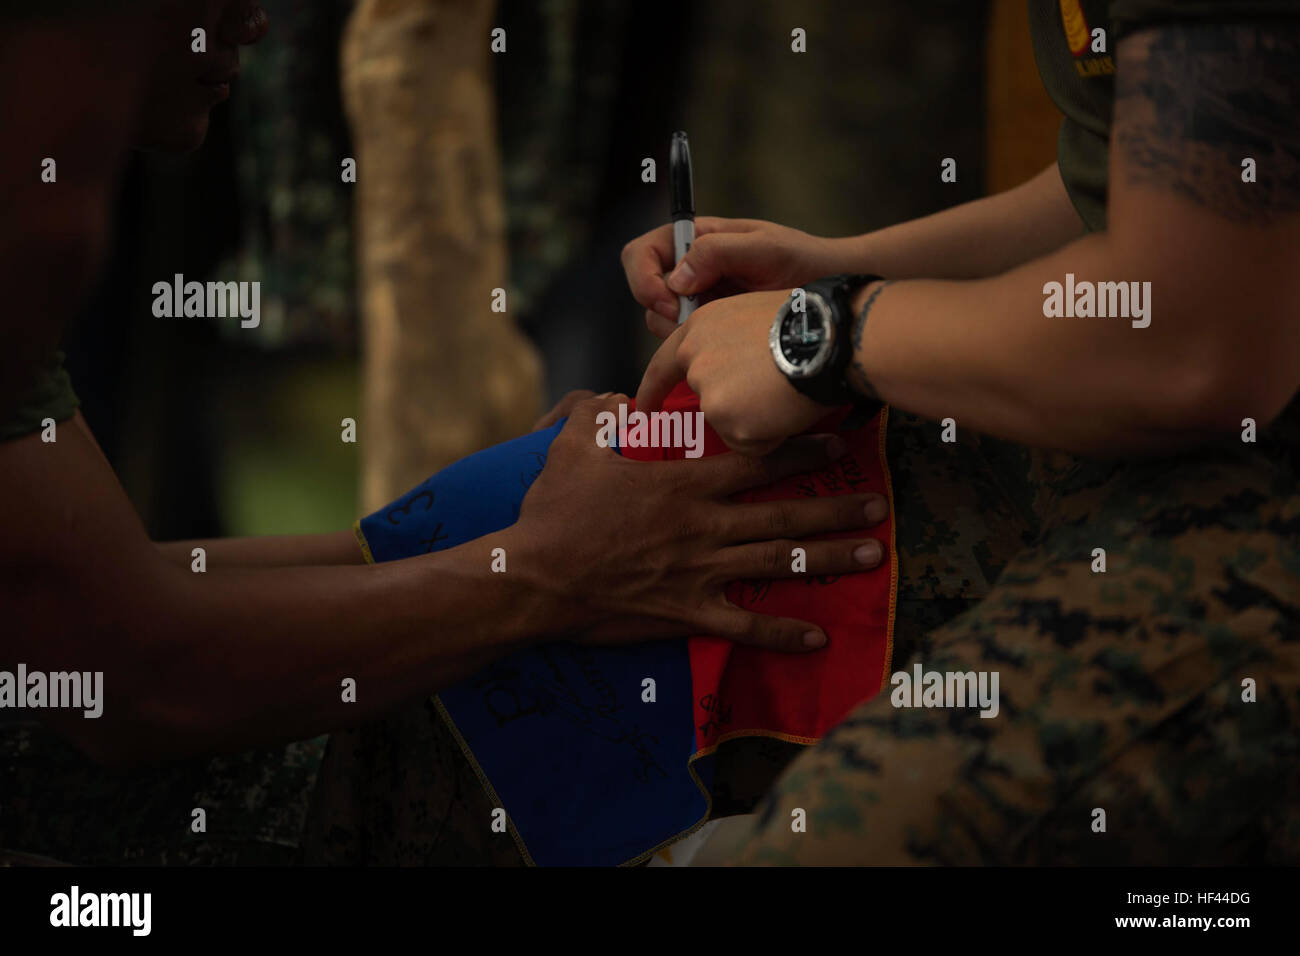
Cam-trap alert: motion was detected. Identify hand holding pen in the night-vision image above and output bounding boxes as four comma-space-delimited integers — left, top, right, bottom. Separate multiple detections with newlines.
622, 134, 849, 340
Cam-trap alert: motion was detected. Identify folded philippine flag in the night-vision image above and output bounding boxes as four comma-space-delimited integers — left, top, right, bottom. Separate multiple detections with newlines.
354, 382, 896, 865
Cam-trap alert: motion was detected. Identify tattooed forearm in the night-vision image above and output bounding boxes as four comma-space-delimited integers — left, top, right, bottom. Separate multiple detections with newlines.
847, 279, 894, 402
1114, 20, 1300, 224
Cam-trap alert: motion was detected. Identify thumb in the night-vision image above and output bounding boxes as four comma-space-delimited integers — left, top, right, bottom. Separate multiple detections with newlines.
665, 232, 751, 296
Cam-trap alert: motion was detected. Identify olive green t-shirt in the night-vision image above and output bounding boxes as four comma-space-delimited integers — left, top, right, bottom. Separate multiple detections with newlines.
0, 350, 79, 442
1027, 0, 1300, 233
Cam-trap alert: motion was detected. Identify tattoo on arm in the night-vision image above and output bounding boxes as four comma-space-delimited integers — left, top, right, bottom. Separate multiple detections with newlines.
848, 280, 894, 402
1114, 20, 1300, 224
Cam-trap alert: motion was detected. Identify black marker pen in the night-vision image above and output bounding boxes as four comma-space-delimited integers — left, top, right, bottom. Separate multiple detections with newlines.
669, 131, 698, 324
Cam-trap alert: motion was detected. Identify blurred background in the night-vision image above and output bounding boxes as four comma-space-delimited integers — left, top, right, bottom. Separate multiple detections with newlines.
63, 0, 1059, 540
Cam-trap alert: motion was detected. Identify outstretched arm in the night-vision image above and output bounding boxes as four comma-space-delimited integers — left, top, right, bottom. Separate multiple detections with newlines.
156, 533, 367, 568
2, 396, 885, 765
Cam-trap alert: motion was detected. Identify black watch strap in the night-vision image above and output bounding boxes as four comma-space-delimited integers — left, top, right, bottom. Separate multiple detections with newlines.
786, 273, 881, 407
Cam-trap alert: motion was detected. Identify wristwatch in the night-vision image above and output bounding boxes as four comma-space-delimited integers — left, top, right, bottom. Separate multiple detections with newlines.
768, 274, 881, 406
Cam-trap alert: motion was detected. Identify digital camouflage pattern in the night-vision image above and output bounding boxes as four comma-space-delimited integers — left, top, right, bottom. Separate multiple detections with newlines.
696, 397, 1300, 865
300, 698, 523, 866
0, 722, 326, 865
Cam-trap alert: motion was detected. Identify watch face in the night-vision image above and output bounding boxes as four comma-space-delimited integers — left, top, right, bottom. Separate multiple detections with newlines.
771, 292, 834, 378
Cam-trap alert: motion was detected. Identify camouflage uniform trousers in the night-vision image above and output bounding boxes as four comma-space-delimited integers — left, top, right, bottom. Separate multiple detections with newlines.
700, 404, 1300, 865
0, 724, 327, 865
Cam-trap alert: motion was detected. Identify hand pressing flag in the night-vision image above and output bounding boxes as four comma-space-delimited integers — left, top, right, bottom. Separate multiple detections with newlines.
355, 382, 896, 865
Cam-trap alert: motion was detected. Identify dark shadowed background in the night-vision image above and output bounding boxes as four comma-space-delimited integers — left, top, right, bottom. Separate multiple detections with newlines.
63, 0, 1053, 540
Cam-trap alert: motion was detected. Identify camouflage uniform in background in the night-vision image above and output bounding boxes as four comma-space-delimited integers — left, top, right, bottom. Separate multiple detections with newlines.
0, 724, 326, 865
701, 407, 1300, 864
301, 700, 524, 866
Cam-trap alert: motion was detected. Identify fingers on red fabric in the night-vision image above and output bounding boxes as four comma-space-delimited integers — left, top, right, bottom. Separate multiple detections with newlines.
634, 327, 688, 413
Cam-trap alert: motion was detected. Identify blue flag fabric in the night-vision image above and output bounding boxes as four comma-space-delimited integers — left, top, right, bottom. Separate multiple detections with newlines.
356, 422, 710, 866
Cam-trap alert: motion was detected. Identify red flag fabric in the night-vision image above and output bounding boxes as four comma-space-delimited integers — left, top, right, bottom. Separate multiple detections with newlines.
617, 382, 897, 754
